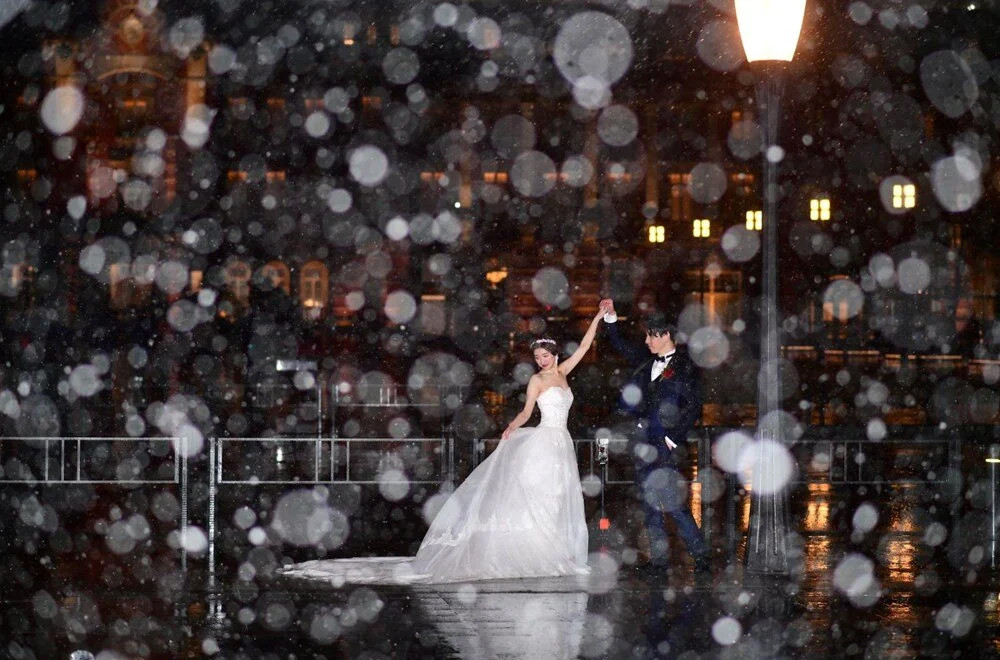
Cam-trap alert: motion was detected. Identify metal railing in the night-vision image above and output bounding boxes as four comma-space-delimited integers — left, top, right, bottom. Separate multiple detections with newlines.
207, 435, 455, 581
470, 431, 962, 487
0, 435, 185, 483
0, 436, 189, 568
789, 436, 961, 486
1, 427, 970, 578
215, 436, 453, 485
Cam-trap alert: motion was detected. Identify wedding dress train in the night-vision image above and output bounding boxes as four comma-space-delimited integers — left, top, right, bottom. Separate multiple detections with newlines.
280, 386, 589, 584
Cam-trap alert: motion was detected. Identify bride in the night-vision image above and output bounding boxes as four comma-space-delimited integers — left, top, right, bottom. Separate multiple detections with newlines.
281, 303, 609, 584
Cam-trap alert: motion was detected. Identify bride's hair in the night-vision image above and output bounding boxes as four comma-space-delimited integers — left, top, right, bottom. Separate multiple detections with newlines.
529, 337, 559, 354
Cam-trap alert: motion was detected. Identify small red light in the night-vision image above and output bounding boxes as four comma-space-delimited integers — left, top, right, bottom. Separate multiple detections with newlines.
599, 518, 610, 530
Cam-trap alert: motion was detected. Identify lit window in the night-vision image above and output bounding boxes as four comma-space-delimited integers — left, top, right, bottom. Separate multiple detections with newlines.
259, 261, 291, 294
224, 261, 251, 304
693, 219, 711, 238
342, 22, 357, 46
544, 171, 571, 183
420, 171, 447, 183
648, 225, 665, 243
482, 171, 508, 184
607, 168, 633, 183
119, 98, 148, 111
745, 210, 763, 231
810, 197, 831, 221
669, 173, 693, 222
228, 170, 286, 184
300, 261, 329, 315
892, 184, 916, 209
109, 263, 132, 309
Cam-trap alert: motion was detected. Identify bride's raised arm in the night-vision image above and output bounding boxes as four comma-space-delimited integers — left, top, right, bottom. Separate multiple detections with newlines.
501, 376, 542, 440
557, 304, 607, 377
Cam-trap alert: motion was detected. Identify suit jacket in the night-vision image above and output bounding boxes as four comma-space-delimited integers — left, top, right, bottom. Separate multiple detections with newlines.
605, 321, 702, 460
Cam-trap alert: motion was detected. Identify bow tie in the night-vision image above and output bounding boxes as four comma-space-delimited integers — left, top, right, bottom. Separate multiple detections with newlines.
654, 353, 675, 364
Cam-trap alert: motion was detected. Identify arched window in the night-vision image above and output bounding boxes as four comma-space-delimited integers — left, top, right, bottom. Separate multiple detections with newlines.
259, 261, 291, 294
224, 260, 251, 304
300, 260, 329, 318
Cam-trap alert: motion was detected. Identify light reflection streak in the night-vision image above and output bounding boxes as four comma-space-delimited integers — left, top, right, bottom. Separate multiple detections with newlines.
691, 464, 702, 528
883, 537, 917, 584
802, 536, 831, 588
888, 498, 919, 533
741, 488, 751, 532
804, 483, 831, 532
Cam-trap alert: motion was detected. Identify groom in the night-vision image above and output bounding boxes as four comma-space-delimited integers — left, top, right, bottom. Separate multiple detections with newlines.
599, 299, 710, 574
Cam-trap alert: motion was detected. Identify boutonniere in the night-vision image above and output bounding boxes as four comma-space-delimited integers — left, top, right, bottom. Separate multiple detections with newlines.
658, 367, 675, 381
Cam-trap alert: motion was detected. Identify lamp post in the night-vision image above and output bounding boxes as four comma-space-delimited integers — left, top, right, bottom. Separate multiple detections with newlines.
988, 444, 999, 568
734, 0, 807, 574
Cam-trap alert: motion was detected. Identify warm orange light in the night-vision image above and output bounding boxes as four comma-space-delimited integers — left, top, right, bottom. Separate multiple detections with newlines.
485, 269, 508, 286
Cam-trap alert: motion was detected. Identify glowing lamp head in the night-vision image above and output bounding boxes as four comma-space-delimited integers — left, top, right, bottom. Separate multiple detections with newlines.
734, 0, 807, 63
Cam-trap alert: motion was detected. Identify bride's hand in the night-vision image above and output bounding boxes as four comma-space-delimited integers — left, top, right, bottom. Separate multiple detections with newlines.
501, 426, 513, 440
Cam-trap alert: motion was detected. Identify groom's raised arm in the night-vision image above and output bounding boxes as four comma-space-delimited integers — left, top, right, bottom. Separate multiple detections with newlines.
601, 301, 647, 367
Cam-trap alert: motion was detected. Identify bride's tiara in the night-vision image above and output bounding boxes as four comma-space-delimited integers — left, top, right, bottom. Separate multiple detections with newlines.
530, 337, 558, 349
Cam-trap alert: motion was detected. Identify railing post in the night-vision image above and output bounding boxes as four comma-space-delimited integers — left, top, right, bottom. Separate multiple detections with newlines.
948, 433, 962, 518
698, 430, 712, 549
180, 437, 188, 573
208, 436, 217, 589
447, 432, 454, 487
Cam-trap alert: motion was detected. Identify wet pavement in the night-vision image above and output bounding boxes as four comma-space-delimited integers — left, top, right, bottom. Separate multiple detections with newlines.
2, 450, 999, 659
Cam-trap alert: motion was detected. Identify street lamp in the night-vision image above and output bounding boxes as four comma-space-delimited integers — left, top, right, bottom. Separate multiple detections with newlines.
734, 0, 807, 575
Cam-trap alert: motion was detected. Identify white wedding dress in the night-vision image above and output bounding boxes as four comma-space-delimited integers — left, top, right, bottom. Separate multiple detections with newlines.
281, 386, 590, 584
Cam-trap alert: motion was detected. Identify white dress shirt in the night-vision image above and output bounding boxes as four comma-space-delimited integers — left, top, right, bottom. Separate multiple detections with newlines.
650, 351, 675, 381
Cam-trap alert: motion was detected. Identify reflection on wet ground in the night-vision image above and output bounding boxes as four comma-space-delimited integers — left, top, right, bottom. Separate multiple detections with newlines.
2, 447, 999, 659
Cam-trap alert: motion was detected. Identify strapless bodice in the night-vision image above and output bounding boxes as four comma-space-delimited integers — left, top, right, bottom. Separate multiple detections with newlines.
537, 386, 573, 429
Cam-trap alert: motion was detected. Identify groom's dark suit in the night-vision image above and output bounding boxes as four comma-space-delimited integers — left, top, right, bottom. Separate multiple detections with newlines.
605, 319, 708, 568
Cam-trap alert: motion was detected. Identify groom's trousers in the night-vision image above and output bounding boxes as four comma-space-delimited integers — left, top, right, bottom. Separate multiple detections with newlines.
633, 452, 708, 565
